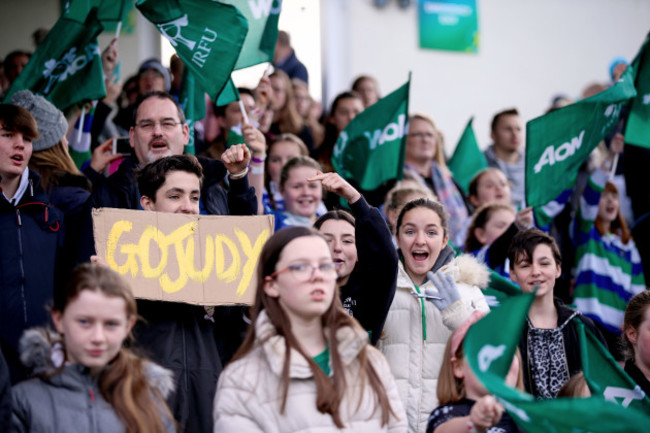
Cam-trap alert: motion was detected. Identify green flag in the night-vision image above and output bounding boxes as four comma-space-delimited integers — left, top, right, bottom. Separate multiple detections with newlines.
482, 271, 521, 307
625, 31, 650, 149
447, 117, 487, 194
464, 293, 650, 433
136, 0, 248, 101
225, 124, 245, 149
331, 78, 410, 190
525, 68, 636, 208
3, 11, 105, 110
220, 0, 282, 69
178, 68, 206, 155
578, 320, 650, 412
216, 78, 240, 107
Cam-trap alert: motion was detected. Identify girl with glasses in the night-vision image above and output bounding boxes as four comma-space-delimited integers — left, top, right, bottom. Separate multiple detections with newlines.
213, 226, 406, 432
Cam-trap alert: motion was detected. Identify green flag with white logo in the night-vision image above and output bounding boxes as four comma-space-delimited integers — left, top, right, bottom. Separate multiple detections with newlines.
464, 292, 650, 433
331, 77, 410, 190
220, 0, 282, 70
625, 31, 650, 149
578, 320, 650, 412
3, 10, 105, 110
136, 0, 248, 101
525, 69, 636, 209
178, 68, 206, 155
447, 117, 487, 194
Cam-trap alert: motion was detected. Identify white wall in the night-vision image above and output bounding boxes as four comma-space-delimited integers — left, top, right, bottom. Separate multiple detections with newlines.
321, 0, 650, 154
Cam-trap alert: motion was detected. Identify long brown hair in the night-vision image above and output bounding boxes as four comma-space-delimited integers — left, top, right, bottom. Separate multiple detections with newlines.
270, 70, 304, 136
231, 226, 398, 427
55, 264, 173, 433
28, 140, 84, 192
594, 182, 632, 244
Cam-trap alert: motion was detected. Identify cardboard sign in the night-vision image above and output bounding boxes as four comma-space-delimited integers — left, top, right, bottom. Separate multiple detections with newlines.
93, 208, 274, 306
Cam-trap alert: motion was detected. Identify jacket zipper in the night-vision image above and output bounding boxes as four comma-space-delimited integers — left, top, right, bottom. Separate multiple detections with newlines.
16, 208, 27, 322
413, 284, 427, 340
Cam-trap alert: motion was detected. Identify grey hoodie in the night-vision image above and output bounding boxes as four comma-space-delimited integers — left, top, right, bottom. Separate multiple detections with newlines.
10, 328, 176, 433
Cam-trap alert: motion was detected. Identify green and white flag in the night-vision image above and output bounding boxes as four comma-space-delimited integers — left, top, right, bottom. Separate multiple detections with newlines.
447, 117, 487, 194
625, 31, 650, 149
578, 320, 650, 412
331, 77, 410, 190
136, 0, 248, 101
178, 68, 206, 155
225, 124, 245, 149
525, 68, 636, 209
464, 292, 650, 433
3, 10, 105, 110
220, 0, 282, 70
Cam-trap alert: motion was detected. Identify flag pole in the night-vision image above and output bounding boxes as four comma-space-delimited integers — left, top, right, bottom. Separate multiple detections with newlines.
115, 21, 122, 39
609, 153, 619, 181
238, 100, 249, 124
76, 105, 85, 144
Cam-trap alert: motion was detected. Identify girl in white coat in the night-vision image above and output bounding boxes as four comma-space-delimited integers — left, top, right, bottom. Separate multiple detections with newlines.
377, 198, 490, 433
213, 226, 406, 432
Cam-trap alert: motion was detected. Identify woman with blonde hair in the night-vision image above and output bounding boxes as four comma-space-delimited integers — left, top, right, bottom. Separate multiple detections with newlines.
403, 114, 470, 249
268, 70, 314, 152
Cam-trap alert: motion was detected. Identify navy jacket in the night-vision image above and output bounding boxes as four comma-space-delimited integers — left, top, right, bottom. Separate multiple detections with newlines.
273, 49, 308, 83
0, 170, 64, 383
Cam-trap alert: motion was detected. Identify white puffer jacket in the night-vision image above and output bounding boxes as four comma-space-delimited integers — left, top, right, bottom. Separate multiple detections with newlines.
377, 254, 490, 433
213, 311, 407, 432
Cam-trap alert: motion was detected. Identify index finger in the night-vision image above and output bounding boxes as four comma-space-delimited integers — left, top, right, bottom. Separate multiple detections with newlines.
306, 172, 328, 182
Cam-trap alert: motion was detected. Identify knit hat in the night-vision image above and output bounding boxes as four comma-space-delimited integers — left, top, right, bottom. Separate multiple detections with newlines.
138, 58, 171, 92
10, 90, 68, 152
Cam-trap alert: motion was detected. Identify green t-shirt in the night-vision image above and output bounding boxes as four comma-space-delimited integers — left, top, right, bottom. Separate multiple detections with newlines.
312, 346, 331, 376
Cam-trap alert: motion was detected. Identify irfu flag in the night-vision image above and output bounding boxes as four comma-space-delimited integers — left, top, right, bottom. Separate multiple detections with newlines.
525, 68, 636, 208
178, 68, 206, 155
225, 124, 245, 149
3, 11, 105, 110
136, 0, 248, 101
464, 292, 650, 433
331, 78, 410, 190
625, 31, 650, 149
578, 320, 650, 412
220, 0, 282, 69
482, 271, 521, 307
447, 117, 487, 194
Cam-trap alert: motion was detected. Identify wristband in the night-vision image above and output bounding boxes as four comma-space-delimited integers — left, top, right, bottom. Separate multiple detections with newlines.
467, 420, 479, 433
250, 165, 264, 175
228, 166, 249, 180
251, 155, 266, 164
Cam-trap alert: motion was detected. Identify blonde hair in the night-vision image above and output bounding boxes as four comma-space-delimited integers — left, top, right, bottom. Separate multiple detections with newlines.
29, 140, 81, 191
409, 114, 446, 168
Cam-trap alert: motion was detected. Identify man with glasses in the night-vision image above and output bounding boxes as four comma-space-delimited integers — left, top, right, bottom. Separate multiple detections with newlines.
86, 91, 257, 216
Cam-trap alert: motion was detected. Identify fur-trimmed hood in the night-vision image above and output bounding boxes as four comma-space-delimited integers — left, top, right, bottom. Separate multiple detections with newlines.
397, 250, 490, 290
18, 327, 174, 399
